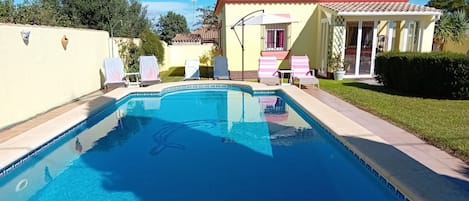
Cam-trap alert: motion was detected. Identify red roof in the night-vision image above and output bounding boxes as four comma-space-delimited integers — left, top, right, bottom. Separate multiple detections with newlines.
321, 2, 440, 14
171, 25, 220, 45
171, 33, 201, 44
215, 0, 409, 14
192, 25, 219, 43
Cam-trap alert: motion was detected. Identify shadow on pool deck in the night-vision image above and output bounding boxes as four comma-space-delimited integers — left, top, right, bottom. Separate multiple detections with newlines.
302, 84, 469, 200
342, 135, 469, 201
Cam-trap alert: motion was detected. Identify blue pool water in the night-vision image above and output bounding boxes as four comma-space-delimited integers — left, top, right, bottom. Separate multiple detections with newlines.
0, 87, 403, 201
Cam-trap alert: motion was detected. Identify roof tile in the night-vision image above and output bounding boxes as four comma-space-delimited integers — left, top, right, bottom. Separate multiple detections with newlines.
320, 2, 440, 14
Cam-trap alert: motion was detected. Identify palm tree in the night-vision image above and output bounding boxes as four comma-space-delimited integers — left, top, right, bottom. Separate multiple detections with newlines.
433, 10, 469, 51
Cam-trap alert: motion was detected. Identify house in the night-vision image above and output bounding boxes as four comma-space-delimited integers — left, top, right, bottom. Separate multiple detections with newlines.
171, 33, 202, 45
193, 24, 220, 45
215, 0, 441, 79
171, 25, 220, 45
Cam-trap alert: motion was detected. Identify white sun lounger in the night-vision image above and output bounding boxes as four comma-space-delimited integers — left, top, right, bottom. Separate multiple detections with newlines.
103, 57, 128, 89
139, 55, 161, 86
184, 58, 200, 80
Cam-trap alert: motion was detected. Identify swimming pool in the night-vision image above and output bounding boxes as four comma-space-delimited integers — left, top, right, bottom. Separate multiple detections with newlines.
0, 84, 405, 201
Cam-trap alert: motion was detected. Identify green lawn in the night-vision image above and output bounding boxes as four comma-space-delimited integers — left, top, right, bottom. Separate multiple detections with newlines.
319, 79, 469, 162
160, 66, 213, 82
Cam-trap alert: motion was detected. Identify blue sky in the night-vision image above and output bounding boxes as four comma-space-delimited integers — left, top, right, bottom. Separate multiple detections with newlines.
13, 0, 428, 29
141, 0, 216, 29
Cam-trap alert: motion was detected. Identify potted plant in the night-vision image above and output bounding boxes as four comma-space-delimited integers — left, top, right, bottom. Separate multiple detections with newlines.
329, 53, 347, 80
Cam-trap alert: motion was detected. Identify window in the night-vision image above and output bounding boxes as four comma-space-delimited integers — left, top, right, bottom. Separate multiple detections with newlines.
264, 24, 287, 51
406, 21, 421, 52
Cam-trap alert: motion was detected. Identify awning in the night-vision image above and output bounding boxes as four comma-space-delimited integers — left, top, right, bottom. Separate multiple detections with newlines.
232, 13, 297, 27
320, 2, 441, 17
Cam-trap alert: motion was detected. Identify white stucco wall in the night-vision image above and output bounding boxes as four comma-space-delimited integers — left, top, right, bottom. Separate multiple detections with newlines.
0, 24, 109, 129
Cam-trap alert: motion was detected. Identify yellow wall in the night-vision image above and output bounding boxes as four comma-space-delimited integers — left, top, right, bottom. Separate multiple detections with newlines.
419, 16, 437, 52
164, 44, 215, 70
444, 39, 469, 53
220, 3, 438, 73
0, 24, 109, 129
222, 3, 318, 72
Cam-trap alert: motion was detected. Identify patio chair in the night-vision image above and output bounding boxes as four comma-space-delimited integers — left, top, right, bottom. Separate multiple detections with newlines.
139, 55, 161, 86
213, 56, 230, 80
258, 56, 280, 85
290, 55, 319, 88
103, 57, 128, 89
184, 58, 200, 80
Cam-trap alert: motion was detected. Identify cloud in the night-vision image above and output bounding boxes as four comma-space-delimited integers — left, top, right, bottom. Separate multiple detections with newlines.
142, 1, 199, 29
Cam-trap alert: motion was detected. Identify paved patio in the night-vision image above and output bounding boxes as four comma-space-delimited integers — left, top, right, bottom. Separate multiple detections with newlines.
0, 81, 468, 201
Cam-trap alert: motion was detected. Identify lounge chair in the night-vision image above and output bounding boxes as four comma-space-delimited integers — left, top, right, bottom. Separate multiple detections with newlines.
290, 55, 319, 88
139, 55, 161, 86
184, 58, 200, 80
213, 56, 230, 80
103, 57, 128, 89
258, 56, 279, 85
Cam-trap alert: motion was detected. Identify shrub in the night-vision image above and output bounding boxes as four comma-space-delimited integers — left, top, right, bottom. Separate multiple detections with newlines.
118, 39, 140, 73
140, 28, 165, 65
375, 52, 469, 99
199, 46, 221, 66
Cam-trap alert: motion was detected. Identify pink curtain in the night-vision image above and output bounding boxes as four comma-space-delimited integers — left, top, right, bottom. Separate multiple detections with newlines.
267, 30, 274, 48
277, 30, 284, 49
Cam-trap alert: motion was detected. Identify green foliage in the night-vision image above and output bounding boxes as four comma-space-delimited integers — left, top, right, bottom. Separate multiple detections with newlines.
0, 0, 150, 38
375, 52, 469, 98
140, 28, 165, 65
199, 46, 220, 66
427, 0, 469, 14
118, 39, 140, 73
0, 0, 14, 22
434, 10, 469, 51
156, 11, 189, 44
328, 52, 347, 72
194, 6, 218, 28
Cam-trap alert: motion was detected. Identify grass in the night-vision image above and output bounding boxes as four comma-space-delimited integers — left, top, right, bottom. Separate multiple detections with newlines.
160, 66, 214, 82
319, 79, 469, 162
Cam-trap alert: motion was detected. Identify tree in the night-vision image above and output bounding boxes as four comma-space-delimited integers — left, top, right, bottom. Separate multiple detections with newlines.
194, 6, 218, 29
156, 11, 189, 44
0, 0, 14, 23
140, 28, 165, 65
427, 0, 469, 14
59, 0, 149, 37
433, 10, 469, 51
121, 0, 150, 38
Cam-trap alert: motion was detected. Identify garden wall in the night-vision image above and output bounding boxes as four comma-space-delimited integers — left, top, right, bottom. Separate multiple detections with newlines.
0, 23, 109, 129
164, 44, 215, 71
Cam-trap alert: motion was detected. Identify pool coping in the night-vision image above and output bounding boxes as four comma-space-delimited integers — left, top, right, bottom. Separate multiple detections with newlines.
0, 80, 468, 201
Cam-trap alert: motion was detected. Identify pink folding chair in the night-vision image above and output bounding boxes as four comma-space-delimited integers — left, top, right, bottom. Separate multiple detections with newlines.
258, 56, 279, 85
291, 55, 319, 88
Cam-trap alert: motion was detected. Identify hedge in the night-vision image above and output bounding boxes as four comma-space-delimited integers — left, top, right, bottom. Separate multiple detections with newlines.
375, 52, 469, 99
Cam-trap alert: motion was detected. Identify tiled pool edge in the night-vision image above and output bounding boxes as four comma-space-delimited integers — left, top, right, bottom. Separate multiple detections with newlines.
1, 80, 468, 201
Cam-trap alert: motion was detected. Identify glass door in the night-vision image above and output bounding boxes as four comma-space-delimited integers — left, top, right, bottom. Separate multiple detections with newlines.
359, 21, 374, 75
345, 21, 358, 75
344, 21, 376, 77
